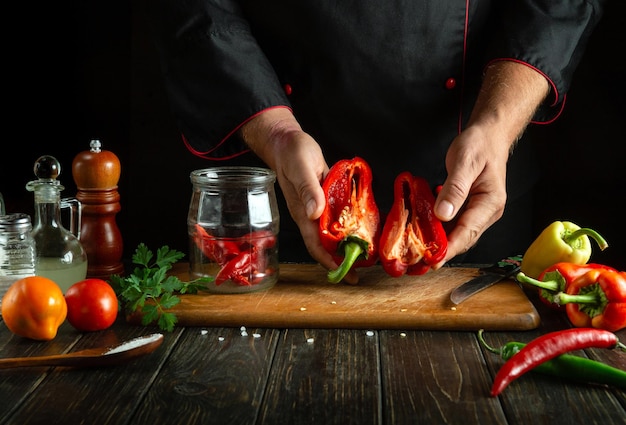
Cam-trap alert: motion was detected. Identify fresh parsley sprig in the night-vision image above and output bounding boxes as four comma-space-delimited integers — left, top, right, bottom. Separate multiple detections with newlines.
109, 243, 212, 332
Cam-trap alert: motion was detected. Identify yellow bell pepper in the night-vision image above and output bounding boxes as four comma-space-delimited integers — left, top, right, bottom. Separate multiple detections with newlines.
520, 221, 609, 279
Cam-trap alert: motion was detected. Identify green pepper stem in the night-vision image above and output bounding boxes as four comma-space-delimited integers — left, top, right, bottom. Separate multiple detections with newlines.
565, 228, 609, 251
554, 292, 599, 305
477, 329, 500, 355
327, 241, 364, 283
515, 272, 559, 291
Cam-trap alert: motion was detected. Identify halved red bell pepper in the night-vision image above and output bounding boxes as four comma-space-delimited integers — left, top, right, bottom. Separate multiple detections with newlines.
516, 262, 617, 311
319, 157, 380, 283
555, 268, 626, 332
378, 172, 447, 277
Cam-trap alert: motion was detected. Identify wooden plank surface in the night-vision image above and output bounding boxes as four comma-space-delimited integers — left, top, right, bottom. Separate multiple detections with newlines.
127, 264, 540, 331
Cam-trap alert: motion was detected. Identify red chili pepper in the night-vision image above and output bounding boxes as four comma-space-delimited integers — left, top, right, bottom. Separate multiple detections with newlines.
516, 263, 617, 311
555, 268, 626, 332
193, 224, 240, 266
319, 157, 380, 283
378, 172, 447, 277
490, 328, 626, 397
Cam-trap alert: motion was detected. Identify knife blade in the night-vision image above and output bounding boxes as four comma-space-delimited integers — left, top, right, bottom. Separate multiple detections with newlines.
449, 259, 521, 305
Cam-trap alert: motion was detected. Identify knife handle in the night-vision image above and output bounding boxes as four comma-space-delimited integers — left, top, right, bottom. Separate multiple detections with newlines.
479, 257, 522, 276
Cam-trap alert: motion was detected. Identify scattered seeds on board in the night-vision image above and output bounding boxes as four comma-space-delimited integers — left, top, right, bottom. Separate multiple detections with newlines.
366, 330, 375, 337
218, 336, 225, 342
400, 308, 408, 312
331, 301, 337, 305
253, 333, 261, 338
300, 307, 307, 311
307, 337, 315, 344
400, 332, 407, 338
200, 329, 208, 336
451, 306, 457, 311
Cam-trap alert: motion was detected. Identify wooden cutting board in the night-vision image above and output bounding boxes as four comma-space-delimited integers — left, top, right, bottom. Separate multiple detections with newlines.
127, 263, 540, 331
127, 263, 540, 330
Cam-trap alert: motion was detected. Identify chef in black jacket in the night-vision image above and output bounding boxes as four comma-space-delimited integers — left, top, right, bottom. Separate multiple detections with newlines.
149, 0, 606, 282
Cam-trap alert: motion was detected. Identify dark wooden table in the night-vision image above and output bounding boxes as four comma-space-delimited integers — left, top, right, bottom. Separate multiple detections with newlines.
1, 278, 625, 425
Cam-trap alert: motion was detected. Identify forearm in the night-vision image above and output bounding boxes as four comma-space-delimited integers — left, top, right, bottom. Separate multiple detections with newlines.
240, 107, 303, 170
468, 60, 550, 151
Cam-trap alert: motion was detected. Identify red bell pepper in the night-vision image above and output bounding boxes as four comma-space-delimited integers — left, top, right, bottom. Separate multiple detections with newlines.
516, 262, 617, 311
554, 268, 626, 332
378, 171, 447, 277
319, 157, 380, 283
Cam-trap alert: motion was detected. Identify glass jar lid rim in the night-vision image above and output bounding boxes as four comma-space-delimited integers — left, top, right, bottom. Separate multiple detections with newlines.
190, 166, 276, 186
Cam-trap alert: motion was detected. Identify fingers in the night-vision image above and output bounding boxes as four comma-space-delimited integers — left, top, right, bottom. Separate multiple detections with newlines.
434, 129, 509, 263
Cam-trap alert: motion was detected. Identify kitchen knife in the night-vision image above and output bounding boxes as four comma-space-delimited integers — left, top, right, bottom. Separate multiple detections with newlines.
449, 258, 521, 305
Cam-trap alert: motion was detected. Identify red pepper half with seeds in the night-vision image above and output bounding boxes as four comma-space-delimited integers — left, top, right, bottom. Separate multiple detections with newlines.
319, 157, 380, 283
378, 172, 447, 277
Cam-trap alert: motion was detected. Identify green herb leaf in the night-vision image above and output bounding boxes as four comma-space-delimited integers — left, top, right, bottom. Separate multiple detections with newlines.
109, 243, 213, 332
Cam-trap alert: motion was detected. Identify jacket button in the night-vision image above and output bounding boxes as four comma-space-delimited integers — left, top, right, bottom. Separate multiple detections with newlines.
283, 83, 293, 95
445, 78, 456, 90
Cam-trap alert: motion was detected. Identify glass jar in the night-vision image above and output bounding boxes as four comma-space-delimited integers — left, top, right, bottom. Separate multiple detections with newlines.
26, 155, 88, 293
0, 213, 36, 308
188, 167, 280, 293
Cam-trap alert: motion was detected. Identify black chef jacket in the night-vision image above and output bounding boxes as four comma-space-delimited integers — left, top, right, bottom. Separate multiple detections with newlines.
149, 0, 606, 263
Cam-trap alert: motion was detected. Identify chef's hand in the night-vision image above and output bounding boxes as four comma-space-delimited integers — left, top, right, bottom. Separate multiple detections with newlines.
433, 124, 509, 265
432, 61, 549, 267
240, 107, 359, 283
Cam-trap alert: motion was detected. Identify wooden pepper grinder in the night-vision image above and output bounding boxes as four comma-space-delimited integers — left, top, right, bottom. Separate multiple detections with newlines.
72, 139, 124, 278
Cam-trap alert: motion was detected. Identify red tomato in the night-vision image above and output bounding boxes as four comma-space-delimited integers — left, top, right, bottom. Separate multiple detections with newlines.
64, 279, 119, 331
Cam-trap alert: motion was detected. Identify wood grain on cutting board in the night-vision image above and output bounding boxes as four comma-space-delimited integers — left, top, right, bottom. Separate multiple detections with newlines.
127, 264, 540, 331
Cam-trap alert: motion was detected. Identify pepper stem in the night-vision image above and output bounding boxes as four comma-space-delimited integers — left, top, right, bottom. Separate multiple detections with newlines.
564, 228, 609, 251
515, 272, 560, 291
477, 329, 500, 355
327, 241, 364, 283
554, 292, 599, 305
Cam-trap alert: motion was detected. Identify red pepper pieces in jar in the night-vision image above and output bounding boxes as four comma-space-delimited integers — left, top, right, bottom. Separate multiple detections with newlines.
194, 226, 277, 287
193, 224, 240, 266
490, 328, 626, 397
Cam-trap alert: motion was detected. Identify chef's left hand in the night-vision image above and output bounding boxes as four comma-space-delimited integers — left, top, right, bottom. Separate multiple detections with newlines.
433, 124, 509, 265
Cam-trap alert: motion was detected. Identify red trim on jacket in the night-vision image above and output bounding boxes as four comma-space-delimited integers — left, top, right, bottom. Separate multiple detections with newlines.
184, 105, 294, 160
458, 0, 470, 135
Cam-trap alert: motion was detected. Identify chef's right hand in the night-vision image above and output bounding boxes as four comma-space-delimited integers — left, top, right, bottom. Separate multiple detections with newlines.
240, 107, 358, 282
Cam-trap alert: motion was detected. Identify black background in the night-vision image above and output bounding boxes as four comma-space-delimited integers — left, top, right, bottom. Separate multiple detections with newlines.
2, 1, 624, 271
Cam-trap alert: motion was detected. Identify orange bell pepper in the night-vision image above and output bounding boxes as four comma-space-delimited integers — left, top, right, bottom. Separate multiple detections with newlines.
1, 276, 67, 341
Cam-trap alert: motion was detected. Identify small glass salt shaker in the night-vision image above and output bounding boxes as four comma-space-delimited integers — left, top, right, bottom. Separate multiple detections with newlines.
0, 213, 36, 308
188, 167, 280, 293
